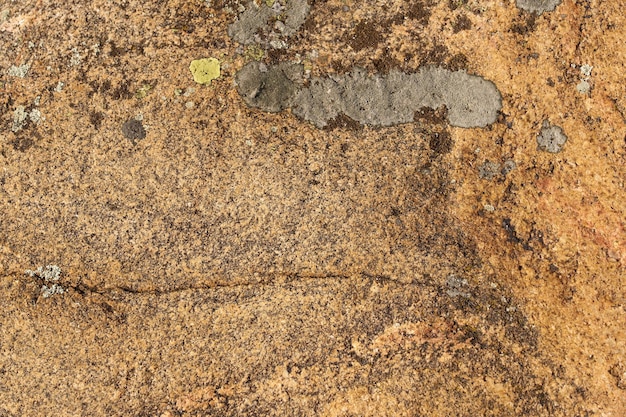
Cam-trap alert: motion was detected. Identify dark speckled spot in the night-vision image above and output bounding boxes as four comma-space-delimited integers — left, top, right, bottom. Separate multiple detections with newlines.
121, 119, 146, 144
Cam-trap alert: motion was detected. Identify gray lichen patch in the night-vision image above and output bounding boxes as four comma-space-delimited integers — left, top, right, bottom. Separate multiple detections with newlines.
235, 63, 502, 128
25, 265, 65, 298
446, 274, 471, 298
501, 159, 517, 175
11, 105, 41, 132
11, 106, 29, 132
516, 0, 562, 14
235, 61, 303, 112
283, 0, 309, 32
294, 67, 502, 128
537, 120, 568, 153
479, 159, 516, 180
478, 160, 501, 180
228, 3, 274, 45
228, 0, 309, 46
576, 63, 593, 94
576, 80, 590, 94
8, 63, 31, 78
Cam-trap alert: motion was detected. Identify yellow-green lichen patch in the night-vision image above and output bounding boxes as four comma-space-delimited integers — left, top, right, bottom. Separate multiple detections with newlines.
135, 83, 154, 99
245, 45, 265, 61
189, 58, 221, 85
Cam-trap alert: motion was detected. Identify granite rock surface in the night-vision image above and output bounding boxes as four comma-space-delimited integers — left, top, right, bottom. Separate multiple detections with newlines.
1, 0, 625, 415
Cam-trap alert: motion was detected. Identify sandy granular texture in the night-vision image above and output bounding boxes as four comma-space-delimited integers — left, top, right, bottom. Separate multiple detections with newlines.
0, 0, 624, 415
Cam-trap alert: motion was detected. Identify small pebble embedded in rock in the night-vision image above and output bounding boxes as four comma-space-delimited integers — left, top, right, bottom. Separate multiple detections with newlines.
121, 119, 146, 144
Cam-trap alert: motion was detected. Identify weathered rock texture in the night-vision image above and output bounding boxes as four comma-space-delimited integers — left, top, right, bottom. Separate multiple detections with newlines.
0, 0, 624, 415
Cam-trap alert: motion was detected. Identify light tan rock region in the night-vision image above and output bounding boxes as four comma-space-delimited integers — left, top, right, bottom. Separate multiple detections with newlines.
0, 0, 624, 415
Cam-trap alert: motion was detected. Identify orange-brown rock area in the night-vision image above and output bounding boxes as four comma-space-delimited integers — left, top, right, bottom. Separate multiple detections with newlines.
1, 0, 624, 415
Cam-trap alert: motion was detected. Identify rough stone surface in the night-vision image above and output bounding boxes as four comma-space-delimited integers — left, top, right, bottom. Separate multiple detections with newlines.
1, 0, 625, 416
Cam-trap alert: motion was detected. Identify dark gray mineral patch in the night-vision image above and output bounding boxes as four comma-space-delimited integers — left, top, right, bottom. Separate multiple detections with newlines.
537, 120, 567, 153
516, 0, 562, 14
235, 63, 502, 129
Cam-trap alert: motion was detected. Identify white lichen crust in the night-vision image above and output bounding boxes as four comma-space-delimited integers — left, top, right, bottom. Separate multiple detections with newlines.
25, 265, 66, 298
